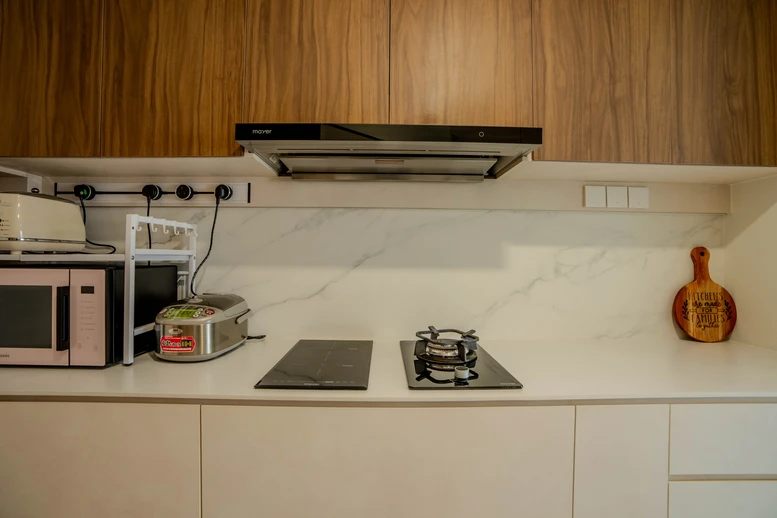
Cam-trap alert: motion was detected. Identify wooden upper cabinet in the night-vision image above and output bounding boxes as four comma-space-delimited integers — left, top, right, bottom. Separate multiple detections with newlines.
245, 0, 389, 124
533, 0, 674, 162
0, 0, 102, 157
390, 0, 532, 126
674, 0, 777, 166
102, 0, 245, 157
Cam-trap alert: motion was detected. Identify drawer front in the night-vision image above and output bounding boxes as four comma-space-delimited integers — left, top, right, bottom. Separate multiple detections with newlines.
669, 482, 777, 518
670, 404, 777, 475
202, 406, 575, 518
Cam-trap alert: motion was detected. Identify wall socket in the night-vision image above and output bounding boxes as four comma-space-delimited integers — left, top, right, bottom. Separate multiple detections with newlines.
628, 187, 650, 209
54, 182, 250, 206
584, 185, 649, 209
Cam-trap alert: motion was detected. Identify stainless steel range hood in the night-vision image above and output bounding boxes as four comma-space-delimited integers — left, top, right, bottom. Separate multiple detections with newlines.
236, 123, 542, 182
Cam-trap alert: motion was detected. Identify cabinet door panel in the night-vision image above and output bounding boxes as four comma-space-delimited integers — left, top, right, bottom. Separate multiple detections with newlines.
390, 0, 532, 126
0, 402, 200, 518
102, 0, 245, 156
245, 0, 389, 124
0, 0, 102, 157
533, 0, 673, 163
202, 406, 574, 518
574, 405, 669, 518
674, 0, 777, 166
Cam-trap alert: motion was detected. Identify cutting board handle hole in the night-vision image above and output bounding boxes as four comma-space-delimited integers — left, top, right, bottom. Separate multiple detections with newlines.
700, 251, 705, 256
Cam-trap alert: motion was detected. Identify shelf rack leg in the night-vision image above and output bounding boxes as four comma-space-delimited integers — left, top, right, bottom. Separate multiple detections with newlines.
123, 214, 138, 365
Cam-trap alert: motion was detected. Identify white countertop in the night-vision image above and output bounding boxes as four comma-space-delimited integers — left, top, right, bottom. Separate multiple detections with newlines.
2, 338, 777, 406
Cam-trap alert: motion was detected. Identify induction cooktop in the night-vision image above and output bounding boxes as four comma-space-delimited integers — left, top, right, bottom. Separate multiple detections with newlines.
255, 340, 373, 390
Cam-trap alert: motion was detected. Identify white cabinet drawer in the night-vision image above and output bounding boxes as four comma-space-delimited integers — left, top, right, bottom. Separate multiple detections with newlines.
670, 404, 777, 475
669, 482, 777, 518
202, 406, 575, 518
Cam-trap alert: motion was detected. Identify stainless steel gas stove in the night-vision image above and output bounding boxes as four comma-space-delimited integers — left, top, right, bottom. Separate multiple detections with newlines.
400, 327, 522, 389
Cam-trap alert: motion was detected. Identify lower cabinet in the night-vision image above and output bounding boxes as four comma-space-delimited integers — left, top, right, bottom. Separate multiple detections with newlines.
667, 404, 777, 518
574, 405, 670, 518
5, 400, 776, 518
0, 402, 201, 518
669, 482, 777, 518
201, 405, 575, 518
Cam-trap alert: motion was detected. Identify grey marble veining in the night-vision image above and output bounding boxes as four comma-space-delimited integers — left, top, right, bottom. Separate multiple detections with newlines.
88, 207, 724, 341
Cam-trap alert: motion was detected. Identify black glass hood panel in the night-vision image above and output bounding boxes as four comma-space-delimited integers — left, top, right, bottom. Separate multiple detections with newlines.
236, 123, 542, 144
236, 123, 543, 181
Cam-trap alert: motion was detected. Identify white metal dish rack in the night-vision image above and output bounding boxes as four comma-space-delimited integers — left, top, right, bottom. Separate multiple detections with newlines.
0, 214, 197, 365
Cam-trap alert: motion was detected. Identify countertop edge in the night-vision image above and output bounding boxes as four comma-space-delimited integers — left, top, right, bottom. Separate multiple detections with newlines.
4, 393, 777, 407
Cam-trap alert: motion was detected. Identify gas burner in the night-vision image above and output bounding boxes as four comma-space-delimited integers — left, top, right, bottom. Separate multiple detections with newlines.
414, 326, 479, 364
401, 338, 522, 390
414, 340, 477, 370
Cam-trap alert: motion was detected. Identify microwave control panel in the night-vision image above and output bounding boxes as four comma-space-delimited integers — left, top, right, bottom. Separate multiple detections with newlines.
69, 270, 106, 367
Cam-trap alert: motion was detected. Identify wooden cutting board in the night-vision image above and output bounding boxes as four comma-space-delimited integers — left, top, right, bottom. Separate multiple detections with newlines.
673, 247, 737, 342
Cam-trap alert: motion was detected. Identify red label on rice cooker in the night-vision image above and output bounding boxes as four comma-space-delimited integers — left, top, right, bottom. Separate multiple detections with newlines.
160, 336, 196, 353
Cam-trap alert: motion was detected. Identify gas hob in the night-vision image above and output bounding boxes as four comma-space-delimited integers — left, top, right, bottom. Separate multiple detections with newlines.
401, 327, 522, 389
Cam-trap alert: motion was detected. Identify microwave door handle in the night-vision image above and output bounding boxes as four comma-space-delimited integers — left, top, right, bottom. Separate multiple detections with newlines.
56, 287, 70, 351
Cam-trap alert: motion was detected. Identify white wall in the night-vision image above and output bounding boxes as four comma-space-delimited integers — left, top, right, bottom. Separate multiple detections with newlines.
725, 175, 777, 351
89, 207, 723, 342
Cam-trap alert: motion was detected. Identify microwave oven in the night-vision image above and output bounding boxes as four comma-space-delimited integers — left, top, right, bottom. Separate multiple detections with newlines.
0, 265, 178, 367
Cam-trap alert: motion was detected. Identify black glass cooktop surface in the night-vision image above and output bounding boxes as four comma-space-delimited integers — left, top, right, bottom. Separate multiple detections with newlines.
400, 341, 522, 389
255, 340, 373, 390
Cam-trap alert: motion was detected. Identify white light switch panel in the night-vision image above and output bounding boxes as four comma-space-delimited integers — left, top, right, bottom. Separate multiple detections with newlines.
606, 186, 628, 208
628, 187, 650, 209
584, 186, 607, 208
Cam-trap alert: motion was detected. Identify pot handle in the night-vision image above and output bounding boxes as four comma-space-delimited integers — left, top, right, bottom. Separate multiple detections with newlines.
235, 309, 253, 325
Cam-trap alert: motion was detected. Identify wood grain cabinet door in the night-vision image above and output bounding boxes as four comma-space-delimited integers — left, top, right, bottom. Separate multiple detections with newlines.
390, 0, 533, 126
674, 0, 777, 166
533, 0, 674, 163
245, 0, 389, 124
102, 0, 245, 157
0, 0, 102, 157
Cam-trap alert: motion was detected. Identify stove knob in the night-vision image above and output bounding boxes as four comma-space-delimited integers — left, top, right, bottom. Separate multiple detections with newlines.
454, 366, 470, 380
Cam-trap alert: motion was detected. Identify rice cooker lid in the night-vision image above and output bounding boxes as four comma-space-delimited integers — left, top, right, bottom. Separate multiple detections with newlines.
156, 294, 248, 324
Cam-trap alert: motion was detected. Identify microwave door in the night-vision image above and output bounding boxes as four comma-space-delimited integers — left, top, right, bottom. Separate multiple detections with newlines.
0, 269, 70, 366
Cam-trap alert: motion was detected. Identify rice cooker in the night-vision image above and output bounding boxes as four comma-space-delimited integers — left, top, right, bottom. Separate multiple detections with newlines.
155, 294, 252, 362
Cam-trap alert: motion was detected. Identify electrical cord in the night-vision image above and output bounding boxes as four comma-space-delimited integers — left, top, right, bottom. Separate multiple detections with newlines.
245, 335, 267, 341
79, 198, 117, 254
146, 196, 152, 249
189, 196, 220, 296
146, 196, 152, 266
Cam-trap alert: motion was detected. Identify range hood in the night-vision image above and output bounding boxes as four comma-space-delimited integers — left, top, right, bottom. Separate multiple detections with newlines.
236, 123, 542, 182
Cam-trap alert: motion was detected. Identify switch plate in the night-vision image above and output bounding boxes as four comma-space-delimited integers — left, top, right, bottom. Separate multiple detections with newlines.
584, 185, 607, 208
628, 187, 650, 209
606, 186, 628, 208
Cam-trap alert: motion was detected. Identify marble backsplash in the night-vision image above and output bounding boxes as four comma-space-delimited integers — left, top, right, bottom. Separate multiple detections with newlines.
88, 207, 724, 341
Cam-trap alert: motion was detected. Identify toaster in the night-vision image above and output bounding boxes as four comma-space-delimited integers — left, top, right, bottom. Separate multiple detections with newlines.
0, 192, 86, 253
155, 294, 252, 362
